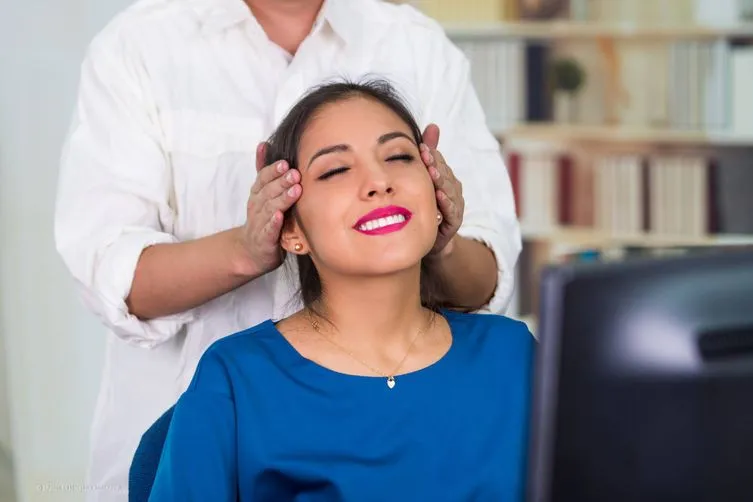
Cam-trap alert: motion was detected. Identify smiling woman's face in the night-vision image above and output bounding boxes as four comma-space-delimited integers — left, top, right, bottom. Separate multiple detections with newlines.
282, 96, 439, 278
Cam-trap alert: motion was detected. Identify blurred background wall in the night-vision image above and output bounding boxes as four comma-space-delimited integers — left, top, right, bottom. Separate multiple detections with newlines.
1, 1, 132, 501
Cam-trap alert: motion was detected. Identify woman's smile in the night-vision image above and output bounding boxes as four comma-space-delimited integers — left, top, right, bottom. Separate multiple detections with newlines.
354, 205, 412, 235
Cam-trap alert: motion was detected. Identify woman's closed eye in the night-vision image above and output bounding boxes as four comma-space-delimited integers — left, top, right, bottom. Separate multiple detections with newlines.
316, 153, 415, 180
318, 166, 349, 180
386, 153, 415, 163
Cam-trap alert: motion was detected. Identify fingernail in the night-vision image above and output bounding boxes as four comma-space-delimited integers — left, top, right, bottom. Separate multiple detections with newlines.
420, 144, 428, 153
286, 171, 296, 183
427, 153, 435, 164
288, 186, 299, 197
431, 167, 440, 179
277, 161, 287, 174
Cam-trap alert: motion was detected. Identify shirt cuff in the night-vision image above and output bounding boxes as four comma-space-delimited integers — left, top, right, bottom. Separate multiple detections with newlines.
81, 230, 195, 349
456, 218, 522, 315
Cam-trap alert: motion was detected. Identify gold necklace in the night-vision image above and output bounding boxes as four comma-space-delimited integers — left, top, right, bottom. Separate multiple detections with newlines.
307, 311, 430, 389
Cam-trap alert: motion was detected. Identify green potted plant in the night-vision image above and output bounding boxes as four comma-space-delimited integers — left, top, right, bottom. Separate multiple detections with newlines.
550, 57, 586, 123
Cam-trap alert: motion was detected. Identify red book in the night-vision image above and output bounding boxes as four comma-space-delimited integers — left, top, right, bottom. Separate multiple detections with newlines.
558, 154, 573, 225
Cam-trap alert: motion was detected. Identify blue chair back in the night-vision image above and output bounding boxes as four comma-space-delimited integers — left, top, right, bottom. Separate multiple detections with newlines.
128, 405, 175, 502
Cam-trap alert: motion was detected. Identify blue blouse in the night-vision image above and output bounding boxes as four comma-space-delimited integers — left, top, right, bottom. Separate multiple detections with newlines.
149, 311, 534, 501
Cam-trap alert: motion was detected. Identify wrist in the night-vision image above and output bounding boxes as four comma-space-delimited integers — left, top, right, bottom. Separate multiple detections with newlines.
229, 227, 261, 279
438, 235, 458, 259
427, 235, 458, 265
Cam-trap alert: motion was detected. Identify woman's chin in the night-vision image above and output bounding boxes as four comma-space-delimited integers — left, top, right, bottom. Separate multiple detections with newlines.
334, 255, 425, 278
318, 241, 434, 278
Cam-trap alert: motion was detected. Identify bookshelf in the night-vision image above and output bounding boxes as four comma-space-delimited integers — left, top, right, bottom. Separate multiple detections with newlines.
394, 0, 753, 324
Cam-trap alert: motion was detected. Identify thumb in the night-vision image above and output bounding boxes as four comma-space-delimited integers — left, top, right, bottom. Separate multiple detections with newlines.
422, 123, 440, 150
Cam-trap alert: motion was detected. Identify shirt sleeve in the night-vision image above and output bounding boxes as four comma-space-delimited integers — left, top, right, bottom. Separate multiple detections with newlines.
54, 26, 194, 348
149, 349, 238, 501
417, 28, 523, 315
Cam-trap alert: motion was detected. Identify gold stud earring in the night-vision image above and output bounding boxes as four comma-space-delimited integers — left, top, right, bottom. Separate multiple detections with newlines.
294, 243, 303, 252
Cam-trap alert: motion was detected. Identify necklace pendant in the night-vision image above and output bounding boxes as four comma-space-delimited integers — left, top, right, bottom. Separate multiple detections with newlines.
387, 376, 396, 389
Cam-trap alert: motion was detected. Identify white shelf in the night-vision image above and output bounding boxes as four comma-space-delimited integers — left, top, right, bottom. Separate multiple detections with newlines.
521, 225, 753, 249
444, 21, 753, 40
498, 124, 753, 147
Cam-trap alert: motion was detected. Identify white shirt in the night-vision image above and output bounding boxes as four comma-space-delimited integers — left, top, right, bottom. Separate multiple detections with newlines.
54, 0, 521, 500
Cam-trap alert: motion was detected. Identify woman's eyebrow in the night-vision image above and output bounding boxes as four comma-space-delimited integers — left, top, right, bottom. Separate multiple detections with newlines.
378, 131, 414, 145
307, 144, 350, 169
306, 131, 414, 169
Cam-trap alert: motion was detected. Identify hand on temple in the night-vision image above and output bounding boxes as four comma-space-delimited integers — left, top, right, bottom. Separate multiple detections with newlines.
421, 124, 464, 257
236, 142, 303, 277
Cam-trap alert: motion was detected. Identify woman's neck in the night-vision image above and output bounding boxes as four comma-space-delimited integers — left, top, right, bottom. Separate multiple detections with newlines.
245, 0, 324, 55
313, 267, 430, 352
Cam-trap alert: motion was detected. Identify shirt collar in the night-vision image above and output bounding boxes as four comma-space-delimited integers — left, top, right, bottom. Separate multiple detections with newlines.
184, 0, 252, 33
317, 0, 361, 46
185, 0, 368, 47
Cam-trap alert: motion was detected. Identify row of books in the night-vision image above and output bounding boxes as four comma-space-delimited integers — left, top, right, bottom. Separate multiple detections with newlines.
668, 41, 729, 131
453, 40, 526, 132
505, 150, 716, 238
447, 35, 753, 135
623, 41, 752, 133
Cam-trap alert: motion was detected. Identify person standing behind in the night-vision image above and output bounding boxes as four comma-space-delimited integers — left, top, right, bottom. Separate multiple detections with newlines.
54, 0, 521, 500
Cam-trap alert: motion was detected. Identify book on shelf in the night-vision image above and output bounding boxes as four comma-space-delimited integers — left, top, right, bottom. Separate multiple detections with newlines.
647, 155, 713, 237
502, 142, 753, 241
453, 39, 527, 132
668, 40, 732, 131
694, 0, 753, 26
595, 155, 644, 235
731, 46, 753, 136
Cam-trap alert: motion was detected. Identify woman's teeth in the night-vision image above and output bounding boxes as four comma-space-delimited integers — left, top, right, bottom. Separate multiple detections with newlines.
358, 214, 406, 231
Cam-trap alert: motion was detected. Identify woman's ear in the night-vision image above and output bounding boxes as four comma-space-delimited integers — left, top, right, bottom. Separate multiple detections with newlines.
280, 212, 309, 255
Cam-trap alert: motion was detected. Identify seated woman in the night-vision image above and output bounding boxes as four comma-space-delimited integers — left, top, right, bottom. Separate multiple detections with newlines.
148, 79, 534, 501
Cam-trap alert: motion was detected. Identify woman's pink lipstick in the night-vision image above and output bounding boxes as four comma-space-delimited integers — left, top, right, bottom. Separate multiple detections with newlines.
354, 205, 412, 236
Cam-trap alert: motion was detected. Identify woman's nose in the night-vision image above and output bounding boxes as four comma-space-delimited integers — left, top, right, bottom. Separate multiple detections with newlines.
361, 161, 394, 198
366, 184, 394, 197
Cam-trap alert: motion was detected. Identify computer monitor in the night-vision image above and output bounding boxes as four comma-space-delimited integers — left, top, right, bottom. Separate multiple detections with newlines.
527, 249, 753, 502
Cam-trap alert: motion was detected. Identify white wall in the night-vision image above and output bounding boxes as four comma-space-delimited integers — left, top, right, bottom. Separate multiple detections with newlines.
0, 329, 11, 455
0, 1, 134, 500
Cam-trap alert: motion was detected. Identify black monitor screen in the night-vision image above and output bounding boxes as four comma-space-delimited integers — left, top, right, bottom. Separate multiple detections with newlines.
527, 250, 753, 502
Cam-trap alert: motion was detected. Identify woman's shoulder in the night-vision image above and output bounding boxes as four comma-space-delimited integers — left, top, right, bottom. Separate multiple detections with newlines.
207, 319, 281, 354
442, 309, 531, 332
186, 320, 282, 392
442, 310, 535, 351
442, 311, 535, 383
